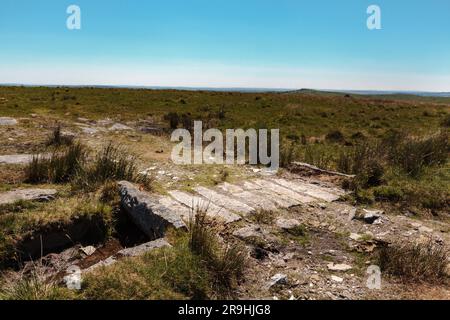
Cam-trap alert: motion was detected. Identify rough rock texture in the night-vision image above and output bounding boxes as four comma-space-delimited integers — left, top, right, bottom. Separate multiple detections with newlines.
194, 186, 254, 215
118, 181, 186, 238
117, 238, 171, 257
0, 188, 57, 205
168, 190, 241, 223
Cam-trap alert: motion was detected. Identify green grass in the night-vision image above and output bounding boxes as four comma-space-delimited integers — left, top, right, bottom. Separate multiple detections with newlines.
1, 86, 449, 215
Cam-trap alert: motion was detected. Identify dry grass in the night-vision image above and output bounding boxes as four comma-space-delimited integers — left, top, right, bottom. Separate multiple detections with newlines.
378, 240, 449, 283
189, 209, 246, 295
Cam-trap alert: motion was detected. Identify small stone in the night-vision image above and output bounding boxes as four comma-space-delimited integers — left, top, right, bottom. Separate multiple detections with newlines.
80, 246, 96, 256
310, 274, 320, 282
109, 123, 133, 131
349, 233, 362, 241
347, 208, 357, 221
0, 117, 17, 125
276, 218, 301, 230
331, 275, 344, 283
265, 273, 288, 289
418, 226, 433, 233
362, 209, 382, 224
327, 263, 352, 272
233, 225, 262, 240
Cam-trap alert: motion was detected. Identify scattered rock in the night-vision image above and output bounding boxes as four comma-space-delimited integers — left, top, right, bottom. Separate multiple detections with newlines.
349, 233, 362, 241
79, 246, 96, 256
310, 274, 321, 282
109, 123, 133, 131
0, 117, 17, 125
0, 188, 57, 205
0, 154, 34, 165
265, 273, 288, 289
418, 226, 433, 233
233, 225, 263, 240
117, 238, 171, 257
362, 209, 383, 224
276, 218, 301, 230
330, 275, 344, 283
80, 127, 98, 135
327, 263, 352, 272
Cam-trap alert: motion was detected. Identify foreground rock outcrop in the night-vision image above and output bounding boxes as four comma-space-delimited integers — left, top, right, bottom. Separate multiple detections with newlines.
118, 181, 187, 238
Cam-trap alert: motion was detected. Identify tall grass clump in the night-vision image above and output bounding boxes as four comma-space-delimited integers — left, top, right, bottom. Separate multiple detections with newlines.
337, 141, 384, 187
74, 142, 152, 191
378, 240, 448, 283
25, 142, 86, 183
46, 124, 74, 146
189, 209, 246, 294
389, 132, 449, 177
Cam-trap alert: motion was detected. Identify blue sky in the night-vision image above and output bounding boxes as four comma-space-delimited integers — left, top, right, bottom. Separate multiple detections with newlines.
1, 0, 449, 91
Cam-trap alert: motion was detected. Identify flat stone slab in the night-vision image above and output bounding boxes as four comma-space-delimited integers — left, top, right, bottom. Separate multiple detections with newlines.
253, 179, 316, 204
194, 186, 254, 215
272, 178, 340, 202
83, 239, 171, 273
0, 154, 34, 165
0, 188, 57, 205
0, 117, 17, 125
117, 238, 171, 257
241, 181, 299, 208
118, 181, 187, 238
217, 183, 278, 211
158, 196, 193, 221
168, 190, 241, 223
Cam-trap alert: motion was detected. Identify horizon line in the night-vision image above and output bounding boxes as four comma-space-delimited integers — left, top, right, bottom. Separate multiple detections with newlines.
1, 83, 450, 96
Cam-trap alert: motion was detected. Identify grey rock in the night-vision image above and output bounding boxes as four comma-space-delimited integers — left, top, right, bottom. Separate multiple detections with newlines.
327, 263, 352, 272
276, 218, 301, 230
0, 117, 17, 125
109, 123, 133, 131
0, 154, 34, 165
265, 273, 288, 289
233, 225, 263, 240
168, 190, 241, 223
194, 186, 254, 215
0, 188, 57, 205
363, 209, 382, 224
117, 238, 171, 257
118, 181, 187, 238
83, 239, 171, 273
80, 126, 99, 134
273, 178, 340, 202
80, 246, 96, 256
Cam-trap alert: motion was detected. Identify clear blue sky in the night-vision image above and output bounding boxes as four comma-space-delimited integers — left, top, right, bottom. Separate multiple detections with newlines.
1, 0, 449, 91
